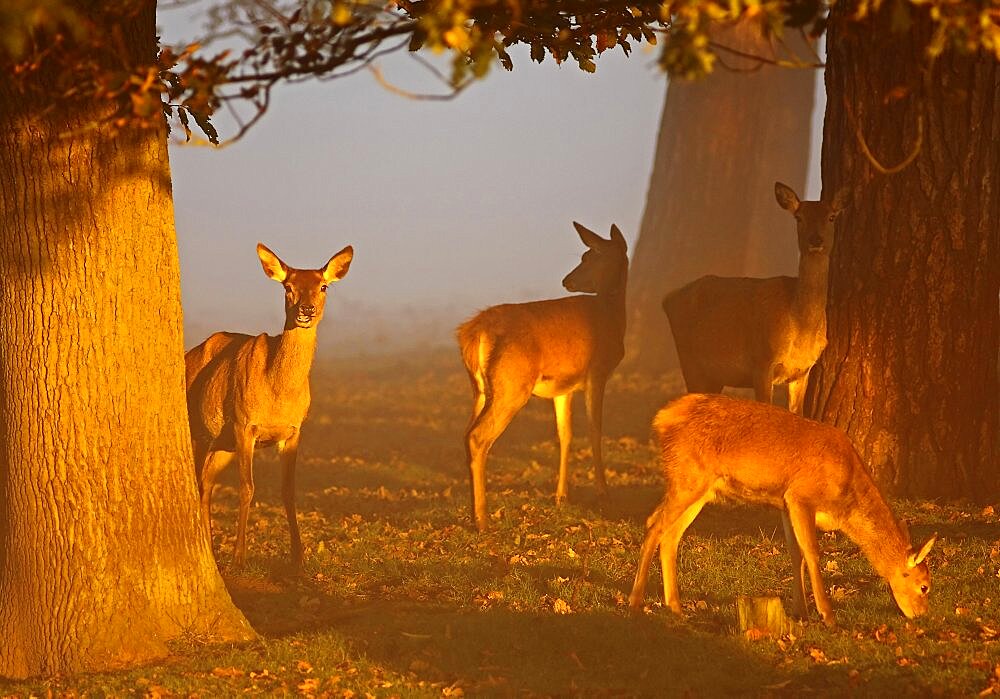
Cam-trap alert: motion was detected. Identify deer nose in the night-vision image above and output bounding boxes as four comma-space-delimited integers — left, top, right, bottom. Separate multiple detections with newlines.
808, 235, 824, 249
299, 304, 316, 316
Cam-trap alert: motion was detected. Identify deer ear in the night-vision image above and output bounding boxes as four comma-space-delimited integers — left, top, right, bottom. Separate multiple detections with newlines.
322, 245, 354, 283
830, 186, 850, 213
774, 181, 800, 213
609, 224, 627, 251
257, 243, 288, 283
573, 221, 603, 249
907, 533, 937, 568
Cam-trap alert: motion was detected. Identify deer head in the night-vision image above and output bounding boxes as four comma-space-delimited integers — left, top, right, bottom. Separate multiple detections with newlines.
562, 222, 628, 295
886, 534, 937, 618
774, 181, 849, 257
257, 243, 354, 330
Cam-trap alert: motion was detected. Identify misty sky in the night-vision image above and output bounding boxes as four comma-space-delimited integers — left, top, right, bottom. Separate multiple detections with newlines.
160, 8, 825, 353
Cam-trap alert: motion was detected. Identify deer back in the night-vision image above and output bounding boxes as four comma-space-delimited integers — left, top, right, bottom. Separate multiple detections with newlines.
459, 295, 619, 390
664, 275, 801, 387
654, 394, 862, 510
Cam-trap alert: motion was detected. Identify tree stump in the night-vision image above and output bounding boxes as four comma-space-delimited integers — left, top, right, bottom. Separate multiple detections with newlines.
737, 596, 793, 637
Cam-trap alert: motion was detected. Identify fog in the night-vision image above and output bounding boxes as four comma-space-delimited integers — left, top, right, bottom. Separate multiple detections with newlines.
162, 8, 824, 355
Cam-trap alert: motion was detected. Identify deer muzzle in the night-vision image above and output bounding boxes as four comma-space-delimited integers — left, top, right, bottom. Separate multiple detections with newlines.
295, 305, 316, 327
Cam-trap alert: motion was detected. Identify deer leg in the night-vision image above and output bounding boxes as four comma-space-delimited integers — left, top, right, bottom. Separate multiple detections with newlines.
629, 483, 708, 615
465, 369, 487, 433
752, 367, 775, 405
584, 378, 608, 496
199, 449, 234, 549
465, 381, 532, 532
553, 393, 573, 506
787, 371, 811, 416
754, 369, 809, 616
659, 495, 709, 613
233, 428, 258, 569
782, 510, 809, 618
192, 439, 210, 488
786, 499, 835, 626
279, 431, 303, 573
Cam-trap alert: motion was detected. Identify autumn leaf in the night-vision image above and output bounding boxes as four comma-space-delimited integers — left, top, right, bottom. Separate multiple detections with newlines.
297, 677, 321, 696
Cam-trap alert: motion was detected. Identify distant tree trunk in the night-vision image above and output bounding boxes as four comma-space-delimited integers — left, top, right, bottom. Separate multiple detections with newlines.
626, 20, 817, 373
808, 4, 999, 498
0, 2, 254, 678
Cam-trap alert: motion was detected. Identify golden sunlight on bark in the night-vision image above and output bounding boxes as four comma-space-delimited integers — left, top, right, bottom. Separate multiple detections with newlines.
0, 2, 254, 678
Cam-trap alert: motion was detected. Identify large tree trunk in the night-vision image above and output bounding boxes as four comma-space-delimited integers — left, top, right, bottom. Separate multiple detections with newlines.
808, 4, 999, 498
625, 20, 817, 373
0, 2, 254, 679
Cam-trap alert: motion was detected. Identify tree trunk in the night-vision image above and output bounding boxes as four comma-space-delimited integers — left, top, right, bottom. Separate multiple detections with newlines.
809, 4, 1000, 499
0, 2, 254, 679
626, 19, 817, 373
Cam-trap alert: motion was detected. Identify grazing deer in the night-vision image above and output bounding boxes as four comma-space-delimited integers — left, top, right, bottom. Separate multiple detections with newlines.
628, 393, 936, 626
185, 242, 354, 570
662, 181, 848, 615
457, 222, 628, 532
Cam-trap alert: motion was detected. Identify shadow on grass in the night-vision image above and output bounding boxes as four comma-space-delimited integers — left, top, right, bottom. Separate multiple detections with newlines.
227, 578, 801, 696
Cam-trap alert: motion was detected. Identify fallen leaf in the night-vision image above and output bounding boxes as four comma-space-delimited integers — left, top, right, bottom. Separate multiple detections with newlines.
553, 598, 572, 614
297, 677, 321, 695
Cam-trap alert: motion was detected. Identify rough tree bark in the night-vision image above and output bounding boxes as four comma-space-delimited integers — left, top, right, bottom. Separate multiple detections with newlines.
0, 2, 255, 678
808, 4, 999, 498
626, 19, 817, 373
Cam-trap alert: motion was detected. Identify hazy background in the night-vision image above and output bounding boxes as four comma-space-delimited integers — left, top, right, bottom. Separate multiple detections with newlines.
160, 7, 825, 355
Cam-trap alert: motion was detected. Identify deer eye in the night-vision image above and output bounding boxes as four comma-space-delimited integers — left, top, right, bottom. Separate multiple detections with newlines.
828, 214, 837, 222
320, 284, 328, 292
920, 585, 929, 594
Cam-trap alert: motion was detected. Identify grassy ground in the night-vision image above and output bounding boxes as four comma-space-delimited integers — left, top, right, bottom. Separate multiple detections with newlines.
4, 350, 999, 697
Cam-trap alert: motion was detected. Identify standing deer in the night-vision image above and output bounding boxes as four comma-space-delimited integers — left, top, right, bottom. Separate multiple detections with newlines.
662, 181, 847, 616
457, 222, 628, 532
185, 242, 354, 570
628, 394, 936, 626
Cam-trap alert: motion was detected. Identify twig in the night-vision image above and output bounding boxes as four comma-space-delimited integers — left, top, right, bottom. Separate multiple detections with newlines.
709, 40, 824, 70
368, 64, 467, 101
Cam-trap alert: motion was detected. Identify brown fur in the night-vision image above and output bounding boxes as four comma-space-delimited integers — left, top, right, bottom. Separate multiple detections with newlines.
457, 222, 628, 531
662, 181, 847, 616
663, 181, 847, 411
186, 242, 353, 570
629, 394, 936, 625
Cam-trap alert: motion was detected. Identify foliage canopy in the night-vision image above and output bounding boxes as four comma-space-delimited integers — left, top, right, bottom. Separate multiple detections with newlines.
3, 0, 1000, 143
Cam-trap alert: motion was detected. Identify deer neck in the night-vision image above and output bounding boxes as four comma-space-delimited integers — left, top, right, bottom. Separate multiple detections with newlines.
597, 268, 628, 342
792, 253, 830, 332
839, 473, 911, 581
268, 324, 318, 390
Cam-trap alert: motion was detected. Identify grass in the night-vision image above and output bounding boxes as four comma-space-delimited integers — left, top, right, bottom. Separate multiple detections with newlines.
4, 349, 998, 697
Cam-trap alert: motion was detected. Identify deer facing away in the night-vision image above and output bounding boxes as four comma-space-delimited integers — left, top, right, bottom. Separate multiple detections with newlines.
628, 393, 936, 626
185, 243, 354, 570
457, 222, 628, 532
662, 181, 847, 615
